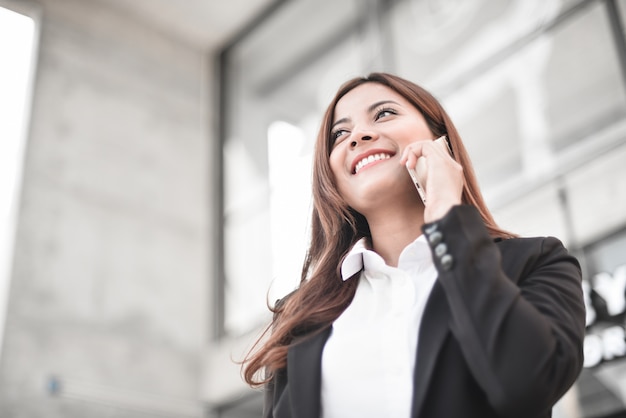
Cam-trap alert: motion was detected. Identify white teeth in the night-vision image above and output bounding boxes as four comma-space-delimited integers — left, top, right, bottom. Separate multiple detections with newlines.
354, 153, 391, 174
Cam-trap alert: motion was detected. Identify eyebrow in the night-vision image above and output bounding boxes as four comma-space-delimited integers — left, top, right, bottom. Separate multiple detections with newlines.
331, 100, 401, 130
368, 100, 399, 113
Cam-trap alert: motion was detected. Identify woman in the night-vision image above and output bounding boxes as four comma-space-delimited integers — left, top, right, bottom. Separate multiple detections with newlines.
243, 73, 585, 418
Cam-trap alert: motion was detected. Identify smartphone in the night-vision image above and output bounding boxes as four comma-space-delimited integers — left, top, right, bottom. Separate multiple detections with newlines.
406, 135, 453, 204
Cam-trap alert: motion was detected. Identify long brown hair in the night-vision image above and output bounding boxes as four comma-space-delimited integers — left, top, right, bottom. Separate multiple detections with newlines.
242, 72, 515, 386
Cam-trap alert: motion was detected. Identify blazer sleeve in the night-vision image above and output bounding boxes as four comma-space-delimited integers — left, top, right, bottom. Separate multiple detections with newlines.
422, 205, 585, 418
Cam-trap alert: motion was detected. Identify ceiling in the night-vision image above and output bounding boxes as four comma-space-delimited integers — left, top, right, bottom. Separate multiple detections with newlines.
94, 0, 277, 50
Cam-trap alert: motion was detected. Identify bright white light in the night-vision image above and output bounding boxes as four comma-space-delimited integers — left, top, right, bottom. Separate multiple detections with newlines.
0, 6, 36, 357
267, 121, 313, 302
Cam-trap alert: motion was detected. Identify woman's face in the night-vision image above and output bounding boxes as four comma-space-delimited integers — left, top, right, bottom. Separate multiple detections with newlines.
329, 82, 434, 213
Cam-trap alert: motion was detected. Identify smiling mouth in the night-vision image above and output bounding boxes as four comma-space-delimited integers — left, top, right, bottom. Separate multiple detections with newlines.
354, 153, 392, 174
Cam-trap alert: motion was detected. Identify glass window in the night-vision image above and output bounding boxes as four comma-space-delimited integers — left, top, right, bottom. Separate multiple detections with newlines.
578, 229, 626, 418
586, 230, 626, 275
390, 0, 626, 191
542, 2, 626, 152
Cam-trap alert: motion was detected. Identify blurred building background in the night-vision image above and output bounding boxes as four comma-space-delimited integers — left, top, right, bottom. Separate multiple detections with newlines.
1, 0, 626, 417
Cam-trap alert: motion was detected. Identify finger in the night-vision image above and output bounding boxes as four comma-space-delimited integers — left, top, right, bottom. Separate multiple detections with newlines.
400, 142, 423, 165
404, 153, 418, 169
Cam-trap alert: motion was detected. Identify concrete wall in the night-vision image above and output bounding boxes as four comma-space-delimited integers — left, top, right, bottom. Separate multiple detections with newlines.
0, 0, 214, 416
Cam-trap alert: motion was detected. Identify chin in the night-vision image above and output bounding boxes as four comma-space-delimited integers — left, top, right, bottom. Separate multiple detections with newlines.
346, 179, 412, 210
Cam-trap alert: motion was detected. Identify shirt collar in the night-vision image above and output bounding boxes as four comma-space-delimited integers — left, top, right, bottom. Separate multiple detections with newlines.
340, 238, 370, 281
340, 235, 429, 281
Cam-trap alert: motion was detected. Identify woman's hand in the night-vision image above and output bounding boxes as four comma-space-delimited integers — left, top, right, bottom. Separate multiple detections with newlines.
400, 137, 464, 223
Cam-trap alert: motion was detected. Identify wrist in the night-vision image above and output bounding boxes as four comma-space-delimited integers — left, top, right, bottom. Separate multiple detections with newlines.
424, 200, 460, 223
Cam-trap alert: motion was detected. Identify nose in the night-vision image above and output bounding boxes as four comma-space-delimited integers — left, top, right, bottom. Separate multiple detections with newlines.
350, 132, 376, 148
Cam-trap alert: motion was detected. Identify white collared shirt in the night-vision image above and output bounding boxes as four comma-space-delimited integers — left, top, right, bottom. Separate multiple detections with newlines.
320, 235, 437, 418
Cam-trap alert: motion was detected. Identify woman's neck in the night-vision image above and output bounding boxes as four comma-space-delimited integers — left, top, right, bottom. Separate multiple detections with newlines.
365, 204, 425, 267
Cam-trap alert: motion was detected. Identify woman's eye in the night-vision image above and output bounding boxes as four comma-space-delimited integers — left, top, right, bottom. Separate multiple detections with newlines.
332, 129, 348, 143
375, 108, 396, 120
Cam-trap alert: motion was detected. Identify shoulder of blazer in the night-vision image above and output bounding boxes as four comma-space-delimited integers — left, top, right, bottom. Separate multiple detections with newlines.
495, 234, 568, 253
494, 235, 579, 283
495, 235, 573, 262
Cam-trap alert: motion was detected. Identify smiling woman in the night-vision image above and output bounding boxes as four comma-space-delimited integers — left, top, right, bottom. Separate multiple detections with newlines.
242, 72, 586, 418
0, 3, 37, 359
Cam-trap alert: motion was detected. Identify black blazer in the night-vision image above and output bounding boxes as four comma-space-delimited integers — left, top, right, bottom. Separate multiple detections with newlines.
263, 205, 586, 418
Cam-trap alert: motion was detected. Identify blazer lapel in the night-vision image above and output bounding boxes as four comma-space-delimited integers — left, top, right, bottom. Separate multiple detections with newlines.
411, 281, 451, 417
287, 326, 332, 418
